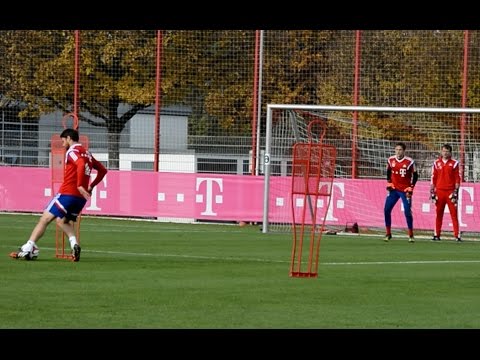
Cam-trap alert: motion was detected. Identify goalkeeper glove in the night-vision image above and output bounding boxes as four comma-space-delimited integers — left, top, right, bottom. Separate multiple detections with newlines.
386, 182, 395, 191
450, 189, 459, 204
404, 186, 414, 199
430, 189, 437, 204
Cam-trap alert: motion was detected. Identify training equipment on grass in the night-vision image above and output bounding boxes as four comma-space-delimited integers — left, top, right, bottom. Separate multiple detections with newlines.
289, 119, 336, 278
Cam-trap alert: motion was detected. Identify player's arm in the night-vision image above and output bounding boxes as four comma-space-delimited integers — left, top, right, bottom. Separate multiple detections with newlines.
450, 161, 461, 203
75, 156, 91, 200
454, 161, 461, 191
88, 157, 108, 192
386, 166, 394, 191
404, 164, 418, 196
411, 168, 418, 187
430, 163, 437, 203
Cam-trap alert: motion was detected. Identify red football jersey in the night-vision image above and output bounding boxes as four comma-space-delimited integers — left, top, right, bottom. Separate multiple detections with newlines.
58, 143, 106, 197
386, 155, 416, 192
431, 157, 461, 191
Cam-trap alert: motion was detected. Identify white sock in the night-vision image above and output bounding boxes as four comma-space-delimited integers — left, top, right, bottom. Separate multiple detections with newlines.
69, 236, 78, 250
21, 240, 36, 252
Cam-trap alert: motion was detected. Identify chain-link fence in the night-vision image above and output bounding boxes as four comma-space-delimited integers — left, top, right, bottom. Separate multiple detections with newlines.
1, 30, 479, 180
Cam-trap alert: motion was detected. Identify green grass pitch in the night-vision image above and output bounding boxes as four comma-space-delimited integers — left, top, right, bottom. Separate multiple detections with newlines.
1, 213, 480, 329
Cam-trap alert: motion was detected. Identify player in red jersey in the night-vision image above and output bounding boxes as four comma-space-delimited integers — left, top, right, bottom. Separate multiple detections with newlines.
430, 144, 462, 242
11, 128, 107, 261
384, 142, 418, 243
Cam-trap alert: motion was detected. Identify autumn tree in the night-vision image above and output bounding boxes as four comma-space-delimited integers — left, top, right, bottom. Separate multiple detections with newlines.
1, 30, 158, 169
162, 30, 256, 137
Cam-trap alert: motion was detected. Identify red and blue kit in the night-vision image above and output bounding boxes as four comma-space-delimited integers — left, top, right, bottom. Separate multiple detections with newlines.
59, 143, 106, 197
386, 155, 415, 191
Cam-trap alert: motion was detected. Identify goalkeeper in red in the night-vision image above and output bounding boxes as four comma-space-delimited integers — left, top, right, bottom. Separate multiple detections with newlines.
430, 144, 461, 242
384, 142, 418, 242
11, 128, 107, 261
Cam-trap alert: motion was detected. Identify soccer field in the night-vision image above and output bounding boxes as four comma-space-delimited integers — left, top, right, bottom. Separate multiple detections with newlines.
1, 213, 480, 329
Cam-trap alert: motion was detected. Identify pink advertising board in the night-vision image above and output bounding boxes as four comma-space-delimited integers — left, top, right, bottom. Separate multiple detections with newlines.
0, 167, 478, 233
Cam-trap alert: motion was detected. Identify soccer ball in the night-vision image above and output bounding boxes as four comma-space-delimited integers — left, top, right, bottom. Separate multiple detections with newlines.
25, 247, 40, 261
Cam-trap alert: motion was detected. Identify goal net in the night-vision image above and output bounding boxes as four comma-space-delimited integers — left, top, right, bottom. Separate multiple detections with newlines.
262, 104, 480, 239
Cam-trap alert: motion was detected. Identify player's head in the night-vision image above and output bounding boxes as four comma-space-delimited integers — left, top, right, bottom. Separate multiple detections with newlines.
441, 144, 452, 159
60, 128, 79, 149
394, 142, 406, 159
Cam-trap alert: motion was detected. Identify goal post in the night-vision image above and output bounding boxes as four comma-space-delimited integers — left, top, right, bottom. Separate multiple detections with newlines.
262, 104, 480, 236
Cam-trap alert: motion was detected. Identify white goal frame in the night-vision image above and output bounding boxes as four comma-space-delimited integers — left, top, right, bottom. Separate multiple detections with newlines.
262, 104, 480, 234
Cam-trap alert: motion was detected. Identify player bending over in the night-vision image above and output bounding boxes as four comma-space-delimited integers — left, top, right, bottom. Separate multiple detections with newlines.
10, 128, 107, 261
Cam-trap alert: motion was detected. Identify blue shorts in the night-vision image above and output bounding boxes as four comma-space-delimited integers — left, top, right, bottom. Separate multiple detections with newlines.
46, 194, 87, 222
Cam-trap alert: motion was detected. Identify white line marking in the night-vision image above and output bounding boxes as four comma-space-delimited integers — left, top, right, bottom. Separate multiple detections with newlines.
2, 244, 480, 265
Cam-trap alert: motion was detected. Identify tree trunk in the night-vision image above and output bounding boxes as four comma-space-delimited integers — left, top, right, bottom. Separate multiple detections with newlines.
108, 131, 121, 170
